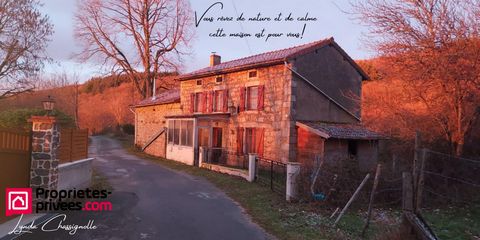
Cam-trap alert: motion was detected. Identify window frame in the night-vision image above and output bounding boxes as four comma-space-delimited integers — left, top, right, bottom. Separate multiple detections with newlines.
215, 75, 223, 83
167, 119, 194, 147
246, 86, 259, 111
248, 70, 258, 79
194, 92, 203, 113
213, 90, 224, 113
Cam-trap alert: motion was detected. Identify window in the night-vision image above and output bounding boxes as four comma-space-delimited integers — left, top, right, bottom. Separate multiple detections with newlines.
248, 70, 257, 79
196, 79, 203, 85
215, 76, 223, 83
243, 128, 264, 155
194, 92, 204, 112
247, 86, 258, 110
245, 128, 255, 154
168, 121, 174, 143
173, 121, 180, 145
186, 121, 193, 146
348, 140, 357, 157
180, 120, 187, 146
167, 120, 194, 147
214, 90, 224, 112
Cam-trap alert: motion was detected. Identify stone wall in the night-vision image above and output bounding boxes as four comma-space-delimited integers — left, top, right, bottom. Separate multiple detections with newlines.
29, 116, 60, 195
135, 102, 182, 158
180, 64, 295, 162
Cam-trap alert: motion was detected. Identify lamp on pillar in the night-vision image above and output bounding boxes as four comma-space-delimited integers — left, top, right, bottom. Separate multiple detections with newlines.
42, 95, 56, 115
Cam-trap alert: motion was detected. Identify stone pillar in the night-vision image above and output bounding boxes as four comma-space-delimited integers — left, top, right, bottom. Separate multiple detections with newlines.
286, 162, 301, 202
28, 116, 60, 195
199, 147, 206, 166
248, 154, 256, 182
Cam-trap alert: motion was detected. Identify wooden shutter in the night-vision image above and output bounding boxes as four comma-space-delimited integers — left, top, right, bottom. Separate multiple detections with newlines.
190, 93, 195, 113
223, 89, 229, 112
237, 127, 244, 155
239, 87, 246, 112
201, 92, 207, 113
256, 128, 265, 157
258, 85, 265, 111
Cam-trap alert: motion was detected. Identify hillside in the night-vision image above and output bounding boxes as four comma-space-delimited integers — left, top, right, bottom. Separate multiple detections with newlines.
0, 74, 178, 134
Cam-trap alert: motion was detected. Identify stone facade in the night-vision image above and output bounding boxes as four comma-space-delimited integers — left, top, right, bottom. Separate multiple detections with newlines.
29, 116, 60, 196
180, 64, 295, 162
135, 102, 182, 157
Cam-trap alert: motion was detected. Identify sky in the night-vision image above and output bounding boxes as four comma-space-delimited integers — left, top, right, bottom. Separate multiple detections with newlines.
39, 0, 373, 83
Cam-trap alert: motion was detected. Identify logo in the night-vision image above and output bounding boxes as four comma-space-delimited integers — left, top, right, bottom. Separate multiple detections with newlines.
6, 188, 32, 216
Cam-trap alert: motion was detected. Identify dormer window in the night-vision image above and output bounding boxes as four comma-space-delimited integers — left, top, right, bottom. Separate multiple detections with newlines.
215, 76, 223, 83
196, 80, 203, 86
248, 70, 257, 79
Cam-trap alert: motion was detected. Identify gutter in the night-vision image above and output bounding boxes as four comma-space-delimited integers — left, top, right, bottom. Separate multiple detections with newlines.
284, 61, 361, 122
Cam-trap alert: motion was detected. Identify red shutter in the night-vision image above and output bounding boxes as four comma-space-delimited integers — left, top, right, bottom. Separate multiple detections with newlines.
237, 127, 244, 155
223, 89, 228, 112
201, 92, 207, 113
190, 93, 195, 113
258, 85, 265, 111
239, 87, 246, 112
256, 128, 265, 157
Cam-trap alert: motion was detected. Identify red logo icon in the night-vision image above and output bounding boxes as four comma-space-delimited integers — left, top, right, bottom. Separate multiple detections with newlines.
5, 188, 32, 216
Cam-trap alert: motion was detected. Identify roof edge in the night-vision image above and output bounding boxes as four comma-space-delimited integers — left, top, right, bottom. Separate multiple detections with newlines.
176, 60, 285, 81
133, 99, 180, 108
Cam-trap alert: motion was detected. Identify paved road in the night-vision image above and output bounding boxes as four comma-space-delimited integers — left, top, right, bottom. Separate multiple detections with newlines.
19, 136, 269, 240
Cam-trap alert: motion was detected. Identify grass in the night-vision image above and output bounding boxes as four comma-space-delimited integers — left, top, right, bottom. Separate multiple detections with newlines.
112, 134, 398, 240
423, 204, 480, 240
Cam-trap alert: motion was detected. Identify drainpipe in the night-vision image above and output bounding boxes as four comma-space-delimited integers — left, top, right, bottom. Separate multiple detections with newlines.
284, 61, 361, 122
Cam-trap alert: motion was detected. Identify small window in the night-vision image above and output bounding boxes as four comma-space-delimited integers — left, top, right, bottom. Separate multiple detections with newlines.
246, 86, 258, 110
348, 140, 357, 157
196, 79, 203, 86
215, 76, 223, 83
248, 70, 257, 79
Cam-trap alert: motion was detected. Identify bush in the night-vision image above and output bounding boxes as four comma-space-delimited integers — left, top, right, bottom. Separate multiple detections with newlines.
0, 108, 76, 130
121, 123, 135, 135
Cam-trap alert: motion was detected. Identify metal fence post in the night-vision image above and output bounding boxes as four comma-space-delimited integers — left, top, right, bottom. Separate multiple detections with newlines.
248, 154, 256, 182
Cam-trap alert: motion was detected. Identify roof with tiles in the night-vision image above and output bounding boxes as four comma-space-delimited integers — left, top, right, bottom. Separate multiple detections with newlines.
177, 37, 348, 80
133, 88, 180, 108
298, 121, 385, 140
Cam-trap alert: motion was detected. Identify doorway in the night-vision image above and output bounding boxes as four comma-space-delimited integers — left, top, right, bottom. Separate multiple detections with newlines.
211, 127, 223, 164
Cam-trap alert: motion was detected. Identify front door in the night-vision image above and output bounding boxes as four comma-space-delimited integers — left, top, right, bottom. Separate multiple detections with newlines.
212, 128, 223, 163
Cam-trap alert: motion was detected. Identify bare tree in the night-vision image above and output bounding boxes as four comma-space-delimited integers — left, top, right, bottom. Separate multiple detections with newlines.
75, 0, 192, 99
0, 0, 53, 99
351, 0, 480, 156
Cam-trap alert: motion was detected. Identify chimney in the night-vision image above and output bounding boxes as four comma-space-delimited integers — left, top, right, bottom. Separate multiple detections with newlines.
210, 52, 221, 66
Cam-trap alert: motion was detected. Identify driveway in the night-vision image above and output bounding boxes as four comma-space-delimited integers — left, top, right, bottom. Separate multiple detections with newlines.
17, 136, 269, 240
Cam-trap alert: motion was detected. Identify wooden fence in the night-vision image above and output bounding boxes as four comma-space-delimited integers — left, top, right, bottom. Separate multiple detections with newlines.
0, 129, 31, 223
58, 128, 89, 164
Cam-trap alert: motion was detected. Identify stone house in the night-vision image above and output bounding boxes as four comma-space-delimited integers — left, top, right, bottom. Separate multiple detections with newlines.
133, 37, 383, 171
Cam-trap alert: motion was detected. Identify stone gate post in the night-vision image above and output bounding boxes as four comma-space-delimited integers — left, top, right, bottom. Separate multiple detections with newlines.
28, 116, 60, 196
